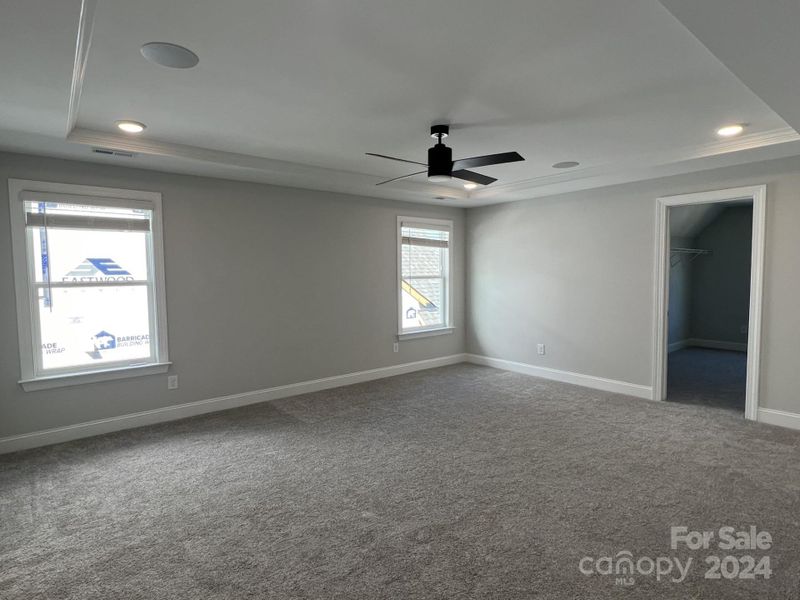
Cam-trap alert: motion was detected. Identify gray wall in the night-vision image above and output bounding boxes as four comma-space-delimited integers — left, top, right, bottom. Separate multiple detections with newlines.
466, 186, 654, 385
5, 149, 800, 437
668, 235, 694, 346
0, 152, 465, 438
467, 155, 800, 413
690, 206, 752, 344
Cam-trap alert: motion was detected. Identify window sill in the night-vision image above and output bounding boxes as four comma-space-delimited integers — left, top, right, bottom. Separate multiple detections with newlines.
398, 327, 454, 340
19, 362, 171, 392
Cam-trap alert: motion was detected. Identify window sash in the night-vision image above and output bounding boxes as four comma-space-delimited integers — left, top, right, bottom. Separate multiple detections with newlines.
397, 216, 453, 335
24, 223, 158, 377
27, 285, 158, 378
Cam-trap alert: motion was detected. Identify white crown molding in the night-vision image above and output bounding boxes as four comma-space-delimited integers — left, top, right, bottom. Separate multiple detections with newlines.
66, 0, 97, 136
68, 127, 366, 176
475, 127, 800, 201
64, 124, 800, 208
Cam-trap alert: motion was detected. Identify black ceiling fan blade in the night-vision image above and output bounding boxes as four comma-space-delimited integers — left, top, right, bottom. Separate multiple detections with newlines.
452, 151, 524, 171
366, 153, 428, 167
375, 170, 427, 186
452, 170, 497, 186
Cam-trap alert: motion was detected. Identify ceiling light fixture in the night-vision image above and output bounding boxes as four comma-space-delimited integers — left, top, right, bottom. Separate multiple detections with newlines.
552, 161, 580, 169
464, 182, 478, 190
428, 175, 452, 183
716, 124, 745, 138
115, 120, 146, 134
367, 125, 524, 187
140, 42, 199, 69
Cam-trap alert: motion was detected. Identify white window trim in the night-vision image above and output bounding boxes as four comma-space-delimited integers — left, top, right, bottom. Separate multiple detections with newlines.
8, 179, 170, 391
396, 215, 454, 339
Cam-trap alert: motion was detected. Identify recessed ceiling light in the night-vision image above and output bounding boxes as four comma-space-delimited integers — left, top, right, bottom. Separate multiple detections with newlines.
115, 120, 146, 134
464, 182, 478, 190
716, 124, 745, 138
140, 42, 199, 69
552, 161, 580, 169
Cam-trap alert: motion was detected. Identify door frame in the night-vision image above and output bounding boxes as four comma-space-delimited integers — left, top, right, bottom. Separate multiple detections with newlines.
651, 185, 767, 420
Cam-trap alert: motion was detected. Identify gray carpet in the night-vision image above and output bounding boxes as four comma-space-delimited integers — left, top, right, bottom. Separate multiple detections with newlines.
2, 364, 799, 599
668, 347, 747, 412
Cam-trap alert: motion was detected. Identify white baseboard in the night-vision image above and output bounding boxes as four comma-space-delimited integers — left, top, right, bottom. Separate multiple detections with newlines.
668, 339, 690, 353
0, 354, 467, 454
687, 338, 748, 352
465, 354, 653, 400
757, 408, 800, 431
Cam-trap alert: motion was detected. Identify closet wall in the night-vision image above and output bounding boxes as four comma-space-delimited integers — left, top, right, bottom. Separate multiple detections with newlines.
667, 205, 753, 350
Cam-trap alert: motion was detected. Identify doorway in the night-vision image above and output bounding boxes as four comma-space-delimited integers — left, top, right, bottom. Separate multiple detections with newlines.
652, 186, 766, 420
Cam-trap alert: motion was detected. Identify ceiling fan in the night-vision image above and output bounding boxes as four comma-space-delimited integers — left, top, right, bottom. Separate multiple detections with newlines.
367, 124, 524, 186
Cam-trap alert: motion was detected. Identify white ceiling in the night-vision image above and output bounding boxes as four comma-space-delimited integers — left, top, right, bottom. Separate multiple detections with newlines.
660, 0, 800, 136
1, 0, 799, 206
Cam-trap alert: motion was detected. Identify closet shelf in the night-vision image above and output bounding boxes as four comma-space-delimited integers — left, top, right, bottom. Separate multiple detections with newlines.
670, 247, 711, 267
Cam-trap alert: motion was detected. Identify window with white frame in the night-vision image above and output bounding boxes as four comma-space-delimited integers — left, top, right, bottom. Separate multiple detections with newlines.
8, 180, 169, 390
398, 217, 452, 335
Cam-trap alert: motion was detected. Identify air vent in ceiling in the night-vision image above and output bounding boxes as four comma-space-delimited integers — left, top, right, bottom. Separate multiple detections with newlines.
92, 147, 135, 158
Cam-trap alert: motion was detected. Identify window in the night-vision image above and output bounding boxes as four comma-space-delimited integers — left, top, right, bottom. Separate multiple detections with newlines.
397, 216, 453, 336
8, 180, 169, 390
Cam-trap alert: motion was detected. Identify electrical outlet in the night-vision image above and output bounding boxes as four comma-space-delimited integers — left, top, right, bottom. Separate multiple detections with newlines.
167, 375, 179, 390
393, 342, 399, 353
537, 343, 546, 356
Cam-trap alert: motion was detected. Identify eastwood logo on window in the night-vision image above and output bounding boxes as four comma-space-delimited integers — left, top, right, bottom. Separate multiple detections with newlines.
63, 258, 134, 282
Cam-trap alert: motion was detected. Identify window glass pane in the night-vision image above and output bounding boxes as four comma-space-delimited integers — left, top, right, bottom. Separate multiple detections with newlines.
38, 286, 152, 370
401, 243, 445, 278
402, 277, 444, 330
30, 227, 149, 283
26, 201, 150, 283
400, 224, 450, 332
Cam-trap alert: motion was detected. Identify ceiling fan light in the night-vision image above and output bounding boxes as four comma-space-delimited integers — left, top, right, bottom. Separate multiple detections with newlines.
428, 174, 452, 183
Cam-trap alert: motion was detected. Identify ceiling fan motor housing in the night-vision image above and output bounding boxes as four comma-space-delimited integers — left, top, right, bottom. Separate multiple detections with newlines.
367, 122, 523, 186
428, 143, 452, 179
